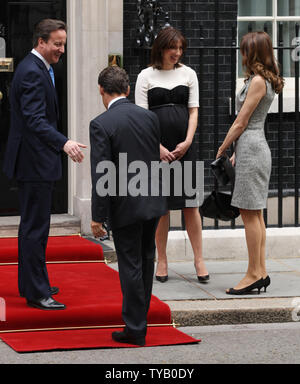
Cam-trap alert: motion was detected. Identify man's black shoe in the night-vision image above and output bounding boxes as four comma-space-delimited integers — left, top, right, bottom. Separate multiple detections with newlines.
27, 297, 66, 310
50, 286, 59, 296
20, 286, 59, 298
112, 330, 145, 346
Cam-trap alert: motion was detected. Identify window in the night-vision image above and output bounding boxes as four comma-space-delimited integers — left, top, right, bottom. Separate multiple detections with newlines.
237, 0, 300, 112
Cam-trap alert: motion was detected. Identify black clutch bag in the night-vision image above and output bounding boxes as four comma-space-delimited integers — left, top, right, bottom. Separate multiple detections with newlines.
200, 154, 239, 221
211, 156, 235, 186
200, 190, 240, 221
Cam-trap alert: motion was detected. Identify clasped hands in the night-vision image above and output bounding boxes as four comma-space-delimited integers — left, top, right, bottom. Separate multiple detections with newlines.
160, 140, 191, 162
63, 140, 87, 163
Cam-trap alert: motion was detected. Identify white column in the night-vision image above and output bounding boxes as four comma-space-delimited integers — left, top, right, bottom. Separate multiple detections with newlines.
67, 0, 122, 234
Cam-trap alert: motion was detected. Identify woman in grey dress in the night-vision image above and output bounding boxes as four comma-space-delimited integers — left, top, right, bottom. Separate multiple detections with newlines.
216, 32, 284, 295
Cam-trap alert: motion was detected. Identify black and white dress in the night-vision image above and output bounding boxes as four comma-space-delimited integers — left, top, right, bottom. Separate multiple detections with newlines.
135, 64, 200, 210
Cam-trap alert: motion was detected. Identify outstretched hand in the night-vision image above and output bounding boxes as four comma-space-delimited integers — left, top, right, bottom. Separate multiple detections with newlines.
63, 140, 87, 163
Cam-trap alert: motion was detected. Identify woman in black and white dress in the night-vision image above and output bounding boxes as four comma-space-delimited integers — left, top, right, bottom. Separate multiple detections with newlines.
135, 27, 209, 283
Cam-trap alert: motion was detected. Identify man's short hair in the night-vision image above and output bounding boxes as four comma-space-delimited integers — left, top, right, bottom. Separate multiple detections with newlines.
98, 66, 129, 95
33, 19, 67, 47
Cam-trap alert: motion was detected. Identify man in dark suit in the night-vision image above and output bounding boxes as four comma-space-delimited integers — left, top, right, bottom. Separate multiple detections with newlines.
90, 66, 167, 346
3, 19, 86, 310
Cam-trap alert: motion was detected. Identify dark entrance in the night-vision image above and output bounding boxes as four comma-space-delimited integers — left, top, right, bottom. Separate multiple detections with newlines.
0, 0, 68, 217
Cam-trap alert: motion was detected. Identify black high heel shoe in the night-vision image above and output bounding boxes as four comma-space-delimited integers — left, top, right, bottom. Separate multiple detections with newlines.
226, 278, 264, 295
263, 275, 271, 292
198, 275, 210, 283
194, 263, 209, 283
156, 275, 168, 283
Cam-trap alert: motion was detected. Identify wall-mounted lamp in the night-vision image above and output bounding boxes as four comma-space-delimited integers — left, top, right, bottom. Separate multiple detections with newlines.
136, 0, 171, 48
108, 54, 123, 68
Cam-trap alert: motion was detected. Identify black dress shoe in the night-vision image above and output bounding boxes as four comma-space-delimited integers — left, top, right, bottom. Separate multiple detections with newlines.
50, 286, 59, 295
155, 275, 168, 283
20, 286, 59, 298
197, 275, 210, 283
112, 330, 145, 346
27, 297, 66, 310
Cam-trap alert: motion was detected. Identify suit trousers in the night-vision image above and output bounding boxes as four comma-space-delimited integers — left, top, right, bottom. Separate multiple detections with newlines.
113, 217, 159, 337
17, 181, 54, 301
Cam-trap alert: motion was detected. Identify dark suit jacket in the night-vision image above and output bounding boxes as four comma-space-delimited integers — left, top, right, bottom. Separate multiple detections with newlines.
90, 98, 167, 230
3, 53, 68, 181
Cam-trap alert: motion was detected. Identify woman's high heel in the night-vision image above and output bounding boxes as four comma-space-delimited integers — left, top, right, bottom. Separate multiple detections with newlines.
194, 263, 209, 284
226, 278, 264, 295
156, 275, 168, 283
198, 275, 210, 283
263, 275, 271, 292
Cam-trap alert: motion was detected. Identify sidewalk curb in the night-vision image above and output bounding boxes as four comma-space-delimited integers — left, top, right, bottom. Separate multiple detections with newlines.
166, 298, 300, 326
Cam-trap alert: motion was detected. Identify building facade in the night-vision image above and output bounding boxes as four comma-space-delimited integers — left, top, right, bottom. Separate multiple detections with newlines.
0, 0, 299, 233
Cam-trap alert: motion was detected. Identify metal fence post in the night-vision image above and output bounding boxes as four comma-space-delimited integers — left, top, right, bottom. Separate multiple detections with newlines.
278, 22, 284, 228
295, 23, 300, 227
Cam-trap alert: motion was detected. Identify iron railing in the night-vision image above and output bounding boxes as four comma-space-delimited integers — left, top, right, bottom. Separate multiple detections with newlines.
135, 14, 300, 230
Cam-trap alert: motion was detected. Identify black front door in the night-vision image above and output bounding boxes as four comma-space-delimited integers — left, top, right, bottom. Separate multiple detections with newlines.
0, 0, 68, 217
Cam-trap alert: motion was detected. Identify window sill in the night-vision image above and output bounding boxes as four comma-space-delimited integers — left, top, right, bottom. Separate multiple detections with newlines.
236, 77, 299, 114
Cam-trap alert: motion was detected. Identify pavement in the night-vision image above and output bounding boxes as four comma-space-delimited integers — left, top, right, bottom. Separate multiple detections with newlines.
99, 238, 300, 327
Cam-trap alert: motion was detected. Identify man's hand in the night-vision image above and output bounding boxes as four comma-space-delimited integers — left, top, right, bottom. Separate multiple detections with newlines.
91, 221, 107, 238
63, 140, 87, 163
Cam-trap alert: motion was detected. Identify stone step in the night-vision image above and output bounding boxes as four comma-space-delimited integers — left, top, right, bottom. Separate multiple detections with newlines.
168, 298, 299, 326
2, 217, 300, 262
93, 227, 300, 263
165, 227, 300, 261
0, 214, 81, 238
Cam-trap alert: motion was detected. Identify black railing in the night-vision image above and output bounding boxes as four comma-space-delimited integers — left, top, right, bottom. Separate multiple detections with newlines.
195, 22, 300, 230
134, 20, 300, 230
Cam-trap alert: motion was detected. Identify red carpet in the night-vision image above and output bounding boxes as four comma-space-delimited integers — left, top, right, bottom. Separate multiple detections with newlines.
0, 236, 199, 352
0, 236, 103, 264
0, 327, 198, 352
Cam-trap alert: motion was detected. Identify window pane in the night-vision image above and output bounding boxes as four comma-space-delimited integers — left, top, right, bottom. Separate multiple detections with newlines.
238, 21, 273, 77
278, 21, 299, 77
238, 0, 272, 16
278, 0, 300, 16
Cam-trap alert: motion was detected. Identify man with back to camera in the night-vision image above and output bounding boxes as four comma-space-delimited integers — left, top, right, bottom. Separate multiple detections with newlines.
3, 19, 87, 310
90, 66, 167, 346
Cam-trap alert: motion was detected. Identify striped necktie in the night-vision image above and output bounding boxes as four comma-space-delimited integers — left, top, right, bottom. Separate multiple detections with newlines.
49, 66, 55, 87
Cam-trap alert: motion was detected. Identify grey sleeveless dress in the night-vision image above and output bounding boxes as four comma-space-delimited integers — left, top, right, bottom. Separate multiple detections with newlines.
231, 76, 275, 210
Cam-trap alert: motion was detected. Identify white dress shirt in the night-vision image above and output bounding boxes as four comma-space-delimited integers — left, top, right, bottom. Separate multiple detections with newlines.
108, 96, 126, 110
31, 49, 50, 71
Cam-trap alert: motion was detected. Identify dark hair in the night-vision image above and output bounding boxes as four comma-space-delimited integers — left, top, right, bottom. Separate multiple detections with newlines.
33, 19, 67, 47
98, 66, 130, 95
150, 27, 187, 70
240, 31, 284, 94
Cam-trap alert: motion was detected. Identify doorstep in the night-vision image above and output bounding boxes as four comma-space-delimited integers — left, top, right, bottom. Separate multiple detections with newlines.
0, 214, 81, 238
